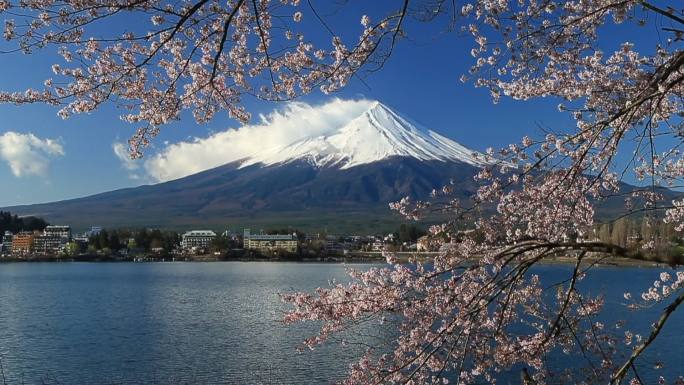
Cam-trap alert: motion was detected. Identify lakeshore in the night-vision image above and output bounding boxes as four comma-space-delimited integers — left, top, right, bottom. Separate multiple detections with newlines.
3, 216, 683, 270
0, 251, 672, 269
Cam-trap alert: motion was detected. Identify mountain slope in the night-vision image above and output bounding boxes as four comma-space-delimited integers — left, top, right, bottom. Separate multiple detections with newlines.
4, 102, 490, 232
239, 101, 492, 169
6, 157, 481, 231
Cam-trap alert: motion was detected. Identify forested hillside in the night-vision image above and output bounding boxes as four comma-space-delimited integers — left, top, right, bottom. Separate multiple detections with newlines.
0, 211, 49, 234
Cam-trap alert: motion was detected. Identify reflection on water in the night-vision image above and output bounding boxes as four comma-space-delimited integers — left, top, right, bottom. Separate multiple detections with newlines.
0, 262, 681, 384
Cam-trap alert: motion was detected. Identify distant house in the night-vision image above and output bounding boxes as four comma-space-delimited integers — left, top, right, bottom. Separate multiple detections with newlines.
87, 226, 103, 236
221, 230, 241, 241
72, 234, 89, 244
371, 240, 384, 251
243, 229, 298, 253
324, 236, 347, 252
417, 236, 439, 252
181, 230, 216, 252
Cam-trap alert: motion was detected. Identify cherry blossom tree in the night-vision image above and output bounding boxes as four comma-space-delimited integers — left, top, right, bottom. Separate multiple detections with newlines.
1, 0, 684, 384
284, 1, 684, 384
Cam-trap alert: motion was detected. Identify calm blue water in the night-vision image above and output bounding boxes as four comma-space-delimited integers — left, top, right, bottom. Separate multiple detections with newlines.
0, 262, 682, 384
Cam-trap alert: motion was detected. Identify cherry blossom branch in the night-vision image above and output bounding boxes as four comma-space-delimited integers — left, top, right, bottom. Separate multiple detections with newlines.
611, 289, 684, 384
640, 1, 684, 25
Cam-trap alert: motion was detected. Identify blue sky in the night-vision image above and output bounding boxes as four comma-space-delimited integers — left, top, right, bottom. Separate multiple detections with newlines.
0, 2, 606, 206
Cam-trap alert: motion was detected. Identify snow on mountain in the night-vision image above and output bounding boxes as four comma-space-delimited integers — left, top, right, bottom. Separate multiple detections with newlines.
240, 101, 491, 169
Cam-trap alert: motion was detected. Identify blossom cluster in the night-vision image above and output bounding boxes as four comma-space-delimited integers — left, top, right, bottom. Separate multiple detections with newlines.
625, 271, 684, 304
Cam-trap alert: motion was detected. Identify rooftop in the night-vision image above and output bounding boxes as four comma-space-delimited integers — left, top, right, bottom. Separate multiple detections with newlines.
182, 230, 217, 237
246, 234, 295, 241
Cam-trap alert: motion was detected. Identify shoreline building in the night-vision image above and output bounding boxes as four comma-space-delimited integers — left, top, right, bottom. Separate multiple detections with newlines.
417, 235, 440, 252
243, 229, 298, 253
1, 231, 12, 254
87, 226, 103, 237
35, 225, 72, 255
33, 234, 63, 255
181, 230, 217, 252
44, 225, 71, 240
12, 232, 35, 254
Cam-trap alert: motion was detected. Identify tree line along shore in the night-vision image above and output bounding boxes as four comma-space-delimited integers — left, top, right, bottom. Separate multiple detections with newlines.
2, 210, 682, 267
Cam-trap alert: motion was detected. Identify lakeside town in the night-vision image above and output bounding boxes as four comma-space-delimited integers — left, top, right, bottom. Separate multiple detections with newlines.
0, 212, 436, 262
4, 210, 684, 265
3, 223, 684, 267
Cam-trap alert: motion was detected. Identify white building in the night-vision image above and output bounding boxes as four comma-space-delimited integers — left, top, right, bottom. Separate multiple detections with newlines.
87, 226, 103, 237
243, 229, 298, 253
44, 225, 71, 240
33, 234, 64, 255
181, 230, 216, 251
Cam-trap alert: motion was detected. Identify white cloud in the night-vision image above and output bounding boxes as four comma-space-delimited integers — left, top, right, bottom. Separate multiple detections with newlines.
144, 98, 374, 182
0, 131, 65, 177
113, 142, 140, 170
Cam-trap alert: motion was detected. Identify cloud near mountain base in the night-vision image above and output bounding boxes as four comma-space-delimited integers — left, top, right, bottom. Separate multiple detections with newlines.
143, 98, 374, 182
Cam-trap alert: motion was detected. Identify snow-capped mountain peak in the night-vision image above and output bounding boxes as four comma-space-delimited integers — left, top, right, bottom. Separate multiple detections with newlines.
240, 101, 491, 169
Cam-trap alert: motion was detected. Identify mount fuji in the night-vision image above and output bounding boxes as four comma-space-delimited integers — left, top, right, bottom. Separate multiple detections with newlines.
236, 101, 491, 170
5, 102, 492, 232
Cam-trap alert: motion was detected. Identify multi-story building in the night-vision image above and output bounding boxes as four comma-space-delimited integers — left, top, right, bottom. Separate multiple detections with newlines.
25, 225, 72, 255
44, 225, 71, 240
243, 229, 298, 253
1, 231, 12, 254
324, 236, 344, 252
181, 230, 217, 251
33, 234, 64, 255
87, 226, 103, 236
11, 232, 35, 254
72, 233, 90, 243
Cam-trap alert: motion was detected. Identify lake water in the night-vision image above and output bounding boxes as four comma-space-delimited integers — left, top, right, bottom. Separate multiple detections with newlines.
0, 262, 682, 384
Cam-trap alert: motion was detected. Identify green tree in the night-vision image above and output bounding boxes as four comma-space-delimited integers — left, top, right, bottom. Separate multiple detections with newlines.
396, 224, 427, 244
640, 218, 653, 244
611, 218, 629, 248
0, 210, 49, 233
597, 223, 611, 243
108, 232, 121, 250
65, 242, 81, 256
134, 229, 150, 250
210, 235, 230, 252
